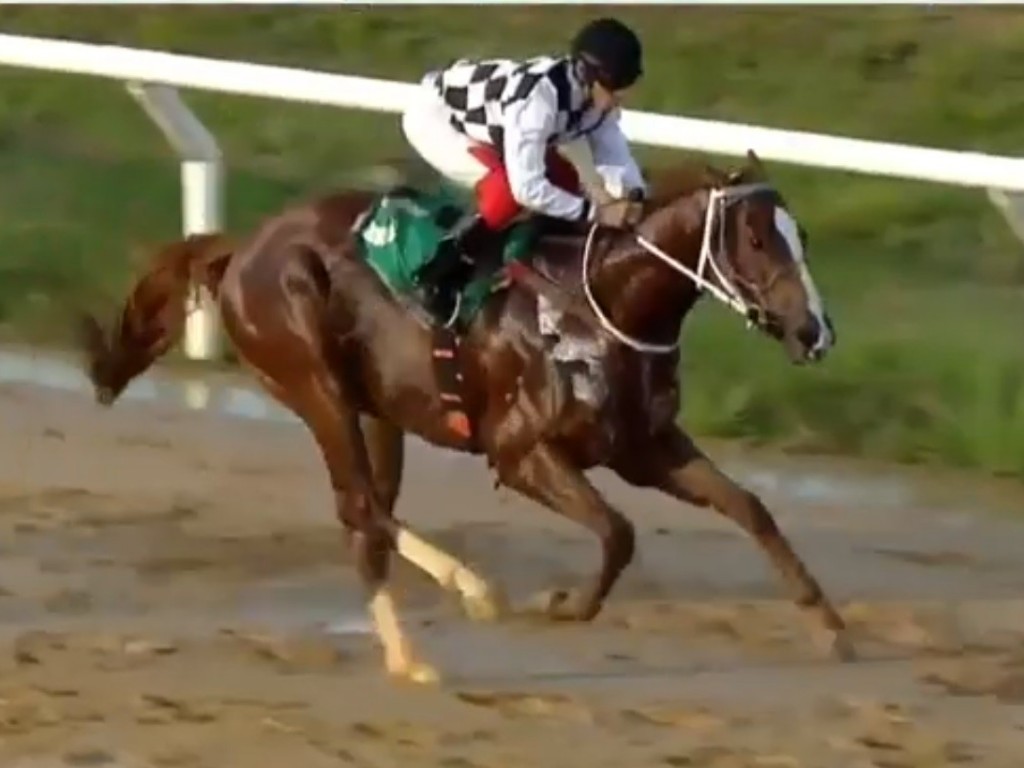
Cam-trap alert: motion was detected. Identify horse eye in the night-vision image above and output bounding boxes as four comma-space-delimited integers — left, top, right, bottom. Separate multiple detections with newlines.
750, 236, 763, 250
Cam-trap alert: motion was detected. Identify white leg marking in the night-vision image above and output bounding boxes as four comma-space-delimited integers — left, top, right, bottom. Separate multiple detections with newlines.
369, 587, 439, 684
774, 206, 832, 352
395, 526, 491, 600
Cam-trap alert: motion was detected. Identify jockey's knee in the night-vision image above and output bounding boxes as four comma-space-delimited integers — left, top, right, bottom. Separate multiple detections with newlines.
474, 168, 521, 230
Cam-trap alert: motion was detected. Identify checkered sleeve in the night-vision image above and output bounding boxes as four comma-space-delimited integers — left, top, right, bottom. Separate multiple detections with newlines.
502, 80, 591, 222
586, 109, 647, 194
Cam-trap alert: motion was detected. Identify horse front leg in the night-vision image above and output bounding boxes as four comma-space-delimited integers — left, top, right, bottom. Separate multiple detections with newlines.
498, 441, 636, 621
617, 427, 855, 661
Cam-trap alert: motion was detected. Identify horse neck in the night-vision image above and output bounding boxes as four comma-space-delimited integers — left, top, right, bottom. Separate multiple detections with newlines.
591, 192, 709, 348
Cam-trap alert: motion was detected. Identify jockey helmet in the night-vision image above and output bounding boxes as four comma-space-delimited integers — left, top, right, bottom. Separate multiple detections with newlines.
570, 17, 644, 91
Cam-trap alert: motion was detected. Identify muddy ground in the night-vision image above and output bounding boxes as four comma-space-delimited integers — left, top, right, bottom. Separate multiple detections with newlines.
1, 360, 1024, 767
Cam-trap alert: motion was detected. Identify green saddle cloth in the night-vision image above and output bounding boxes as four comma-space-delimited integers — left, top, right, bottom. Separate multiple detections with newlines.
354, 184, 534, 324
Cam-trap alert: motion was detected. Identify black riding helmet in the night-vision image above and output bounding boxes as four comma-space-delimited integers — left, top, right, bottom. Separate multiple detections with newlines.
570, 17, 643, 92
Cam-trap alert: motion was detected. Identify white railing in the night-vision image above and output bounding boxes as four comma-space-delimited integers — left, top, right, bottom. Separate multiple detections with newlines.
1, 32, 1022, 360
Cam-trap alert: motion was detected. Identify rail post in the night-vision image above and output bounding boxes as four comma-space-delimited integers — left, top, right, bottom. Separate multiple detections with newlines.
126, 82, 224, 361
987, 189, 1024, 248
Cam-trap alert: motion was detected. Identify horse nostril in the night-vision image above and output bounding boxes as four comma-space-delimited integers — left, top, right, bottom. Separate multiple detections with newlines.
796, 318, 820, 349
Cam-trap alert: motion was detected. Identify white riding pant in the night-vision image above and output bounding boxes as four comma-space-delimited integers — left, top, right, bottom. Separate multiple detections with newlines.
400, 83, 627, 203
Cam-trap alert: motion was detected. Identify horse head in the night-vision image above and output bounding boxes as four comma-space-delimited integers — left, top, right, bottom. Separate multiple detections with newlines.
641, 150, 835, 364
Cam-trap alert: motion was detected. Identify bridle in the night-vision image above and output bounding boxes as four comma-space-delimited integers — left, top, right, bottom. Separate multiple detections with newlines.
581, 181, 777, 355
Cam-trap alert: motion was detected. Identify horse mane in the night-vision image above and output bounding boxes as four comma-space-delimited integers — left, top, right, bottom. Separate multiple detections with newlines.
643, 160, 727, 208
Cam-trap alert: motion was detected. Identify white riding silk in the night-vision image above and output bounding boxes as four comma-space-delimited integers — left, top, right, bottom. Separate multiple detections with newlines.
581, 182, 833, 356
400, 80, 637, 210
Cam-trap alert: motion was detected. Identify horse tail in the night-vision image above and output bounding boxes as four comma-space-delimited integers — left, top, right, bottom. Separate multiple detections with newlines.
78, 232, 235, 406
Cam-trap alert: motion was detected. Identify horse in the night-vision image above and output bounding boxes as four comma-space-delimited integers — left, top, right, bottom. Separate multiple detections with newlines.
79, 149, 852, 684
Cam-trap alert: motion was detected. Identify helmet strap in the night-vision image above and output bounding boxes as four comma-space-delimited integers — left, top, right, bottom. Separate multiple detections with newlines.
573, 54, 606, 90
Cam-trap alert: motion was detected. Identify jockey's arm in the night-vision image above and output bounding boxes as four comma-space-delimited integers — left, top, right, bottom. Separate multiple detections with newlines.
585, 109, 647, 196
502, 82, 593, 223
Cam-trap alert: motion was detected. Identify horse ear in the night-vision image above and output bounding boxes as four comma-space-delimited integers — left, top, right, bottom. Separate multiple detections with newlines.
705, 163, 730, 185
745, 149, 767, 179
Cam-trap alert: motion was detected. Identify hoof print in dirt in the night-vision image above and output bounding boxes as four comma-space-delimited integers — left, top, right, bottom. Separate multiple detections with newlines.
518, 588, 592, 622
220, 628, 347, 673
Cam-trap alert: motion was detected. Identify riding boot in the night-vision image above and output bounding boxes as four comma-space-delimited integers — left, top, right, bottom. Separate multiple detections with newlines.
417, 212, 495, 326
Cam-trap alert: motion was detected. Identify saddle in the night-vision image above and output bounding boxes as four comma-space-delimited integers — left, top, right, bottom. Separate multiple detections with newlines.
426, 214, 595, 445
354, 185, 598, 445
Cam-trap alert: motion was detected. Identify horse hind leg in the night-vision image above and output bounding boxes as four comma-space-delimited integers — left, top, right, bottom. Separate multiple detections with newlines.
289, 374, 441, 684
234, 371, 438, 678
220, 259, 437, 682
278, 376, 502, 680
359, 415, 505, 623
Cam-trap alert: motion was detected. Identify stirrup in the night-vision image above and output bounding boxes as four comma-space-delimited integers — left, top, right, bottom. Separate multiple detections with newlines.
440, 292, 462, 329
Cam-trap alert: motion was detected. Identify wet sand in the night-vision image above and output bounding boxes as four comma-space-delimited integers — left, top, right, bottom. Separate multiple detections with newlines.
1, 354, 1024, 767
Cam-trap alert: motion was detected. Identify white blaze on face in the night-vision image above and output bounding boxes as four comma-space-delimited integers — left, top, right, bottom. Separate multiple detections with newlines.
772, 205, 833, 354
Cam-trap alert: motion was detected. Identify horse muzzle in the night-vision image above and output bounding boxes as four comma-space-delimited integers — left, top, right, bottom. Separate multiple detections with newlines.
793, 313, 836, 364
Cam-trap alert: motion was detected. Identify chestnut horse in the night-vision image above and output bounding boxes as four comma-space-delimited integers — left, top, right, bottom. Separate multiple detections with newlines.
80, 151, 852, 684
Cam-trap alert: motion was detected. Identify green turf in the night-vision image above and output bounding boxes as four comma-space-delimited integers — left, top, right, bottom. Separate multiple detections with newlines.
1, 6, 1023, 476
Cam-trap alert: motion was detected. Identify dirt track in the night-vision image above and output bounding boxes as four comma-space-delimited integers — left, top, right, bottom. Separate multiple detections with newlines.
1, 359, 1024, 767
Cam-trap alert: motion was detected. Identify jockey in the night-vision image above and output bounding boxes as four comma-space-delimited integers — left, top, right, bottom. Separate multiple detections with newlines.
401, 16, 648, 325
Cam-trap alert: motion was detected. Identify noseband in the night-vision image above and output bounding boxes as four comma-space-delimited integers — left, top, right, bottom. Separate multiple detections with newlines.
581, 181, 776, 354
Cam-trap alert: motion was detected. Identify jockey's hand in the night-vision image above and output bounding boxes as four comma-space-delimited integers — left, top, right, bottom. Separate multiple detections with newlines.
595, 198, 644, 230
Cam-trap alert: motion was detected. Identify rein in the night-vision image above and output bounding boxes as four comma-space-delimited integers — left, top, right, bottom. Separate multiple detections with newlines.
581, 181, 774, 355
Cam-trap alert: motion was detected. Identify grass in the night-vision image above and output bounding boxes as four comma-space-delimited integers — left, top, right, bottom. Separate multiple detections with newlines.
1, 6, 1024, 476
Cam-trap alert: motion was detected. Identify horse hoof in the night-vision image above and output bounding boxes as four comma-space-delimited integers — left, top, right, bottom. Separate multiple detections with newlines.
388, 659, 442, 685
460, 585, 507, 623
830, 631, 858, 663
817, 628, 857, 663
406, 661, 442, 685
522, 587, 586, 621
546, 588, 574, 617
